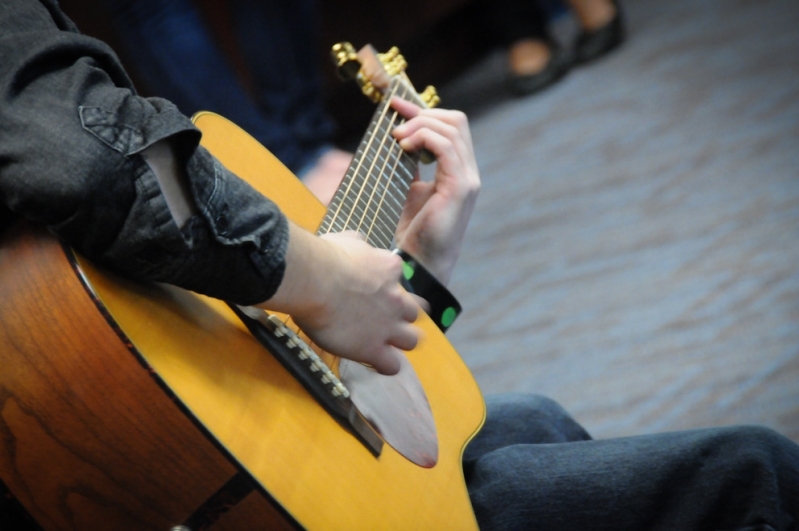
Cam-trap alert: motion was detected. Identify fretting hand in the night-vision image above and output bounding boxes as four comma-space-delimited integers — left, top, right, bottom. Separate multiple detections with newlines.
390, 97, 481, 286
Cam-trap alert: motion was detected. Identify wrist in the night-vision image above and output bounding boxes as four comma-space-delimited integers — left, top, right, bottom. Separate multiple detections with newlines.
395, 249, 461, 332
395, 240, 458, 287
258, 223, 334, 325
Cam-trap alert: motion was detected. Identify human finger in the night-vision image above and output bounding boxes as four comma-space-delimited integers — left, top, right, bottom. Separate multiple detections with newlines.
389, 96, 422, 120
389, 321, 420, 353
409, 293, 431, 314
392, 115, 474, 177
394, 125, 457, 161
400, 291, 421, 322
391, 98, 472, 141
368, 346, 402, 375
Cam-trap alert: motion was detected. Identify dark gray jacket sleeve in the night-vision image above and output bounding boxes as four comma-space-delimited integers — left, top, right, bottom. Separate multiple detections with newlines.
0, 0, 288, 304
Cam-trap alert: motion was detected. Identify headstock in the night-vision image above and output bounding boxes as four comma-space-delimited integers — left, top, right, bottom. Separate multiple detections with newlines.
331, 42, 440, 108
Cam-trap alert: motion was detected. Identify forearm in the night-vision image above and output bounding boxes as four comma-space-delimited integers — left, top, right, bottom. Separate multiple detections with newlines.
257, 222, 336, 321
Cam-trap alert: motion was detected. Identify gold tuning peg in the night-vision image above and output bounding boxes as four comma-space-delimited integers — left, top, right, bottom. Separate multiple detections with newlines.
378, 47, 407, 77
420, 86, 440, 108
331, 42, 361, 81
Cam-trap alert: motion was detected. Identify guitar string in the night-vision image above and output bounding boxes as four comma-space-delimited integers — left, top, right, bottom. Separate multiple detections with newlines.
326, 80, 405, 241
351, 82, 410, 245
362, 74, 427, 245
318, 83, 406, 240
321, 90, 418, 249
358, 86, 412, 246
364, 80, 421, 245
340, 79, 407, 242
341, 82, 418, 248
317, 81, 401, 238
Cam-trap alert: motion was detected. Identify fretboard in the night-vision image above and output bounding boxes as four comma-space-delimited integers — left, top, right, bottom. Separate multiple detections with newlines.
317, 78, 423, 250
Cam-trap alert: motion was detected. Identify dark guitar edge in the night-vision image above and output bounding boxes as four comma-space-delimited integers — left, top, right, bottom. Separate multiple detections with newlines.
59, 237, 303, 531
0, 477, 45, 531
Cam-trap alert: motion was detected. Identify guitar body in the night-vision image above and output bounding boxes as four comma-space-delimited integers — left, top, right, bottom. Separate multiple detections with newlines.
0, 113, 485, 530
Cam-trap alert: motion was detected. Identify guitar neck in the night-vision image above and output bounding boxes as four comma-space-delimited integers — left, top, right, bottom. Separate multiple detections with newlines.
317, 78, 423, 249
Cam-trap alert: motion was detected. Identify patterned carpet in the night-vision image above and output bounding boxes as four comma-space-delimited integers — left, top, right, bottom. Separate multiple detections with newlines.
438, 0, 799, 442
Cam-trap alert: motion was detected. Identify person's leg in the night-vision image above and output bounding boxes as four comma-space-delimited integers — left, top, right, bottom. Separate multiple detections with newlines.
465, 393, 592, 463
226, 0, 348, 200
488, 0, 552, 76
228, 0, 336, 163
105, 0, 308, 172
466, 418, 799, 531
484, 0, 550, 48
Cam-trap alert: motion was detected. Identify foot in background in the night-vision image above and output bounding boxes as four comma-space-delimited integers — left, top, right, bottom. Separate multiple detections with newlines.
570, 0, 626, 65
507, 38, 572, 96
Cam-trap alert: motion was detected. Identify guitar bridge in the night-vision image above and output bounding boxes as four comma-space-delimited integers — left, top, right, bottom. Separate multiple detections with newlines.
230, 304, 384, 457
264, 313, 350, 399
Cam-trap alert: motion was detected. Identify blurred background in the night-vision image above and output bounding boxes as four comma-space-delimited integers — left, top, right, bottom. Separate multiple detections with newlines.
63, 0, 799, 442
441, 0, 799, 443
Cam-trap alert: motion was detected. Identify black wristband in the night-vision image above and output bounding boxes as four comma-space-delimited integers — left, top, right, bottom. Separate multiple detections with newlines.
395, 249, 461, 333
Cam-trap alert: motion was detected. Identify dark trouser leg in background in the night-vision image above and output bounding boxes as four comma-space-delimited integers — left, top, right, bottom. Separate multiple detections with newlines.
105, 0, 333, 173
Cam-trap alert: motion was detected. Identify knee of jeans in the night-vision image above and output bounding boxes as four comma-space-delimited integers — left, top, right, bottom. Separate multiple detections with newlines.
716, 425, 789, 451
478, 393, 591, 448
487, 393, 563, 417
712, 425, 799, 479
524, 393, 571, 418
493, 393, 586, 427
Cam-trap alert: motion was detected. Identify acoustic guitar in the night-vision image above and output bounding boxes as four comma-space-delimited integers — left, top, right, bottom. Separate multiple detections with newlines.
0, 43, 485, 530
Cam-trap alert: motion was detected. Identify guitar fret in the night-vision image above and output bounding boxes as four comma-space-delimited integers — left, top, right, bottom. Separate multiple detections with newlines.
318, 77, 419, 250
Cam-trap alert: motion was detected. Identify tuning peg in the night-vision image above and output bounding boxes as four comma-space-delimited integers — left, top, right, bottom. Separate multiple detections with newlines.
331, 42, 361, 81
420, 86, 440, 109
378, 47, 407, 77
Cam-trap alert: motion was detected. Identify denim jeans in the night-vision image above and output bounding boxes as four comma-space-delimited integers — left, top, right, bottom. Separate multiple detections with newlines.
465, 394, 799, 530
104, 0, 335, 174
